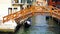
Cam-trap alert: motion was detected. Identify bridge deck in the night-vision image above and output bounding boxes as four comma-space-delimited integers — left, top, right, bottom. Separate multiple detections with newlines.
3, 6, 60, 23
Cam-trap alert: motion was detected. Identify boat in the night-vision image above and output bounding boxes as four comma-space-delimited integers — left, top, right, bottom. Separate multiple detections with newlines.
24, 21, 31, 28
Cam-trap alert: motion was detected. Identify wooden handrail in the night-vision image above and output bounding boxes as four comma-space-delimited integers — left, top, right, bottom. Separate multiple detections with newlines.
3, 6, 60, 23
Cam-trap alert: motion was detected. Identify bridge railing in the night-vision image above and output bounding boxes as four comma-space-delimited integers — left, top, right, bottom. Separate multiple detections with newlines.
2, 6, 60, 23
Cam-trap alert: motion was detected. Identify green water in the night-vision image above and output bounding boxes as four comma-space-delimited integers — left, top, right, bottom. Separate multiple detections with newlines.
15, 15, 60, 34
0, 15, 60, 34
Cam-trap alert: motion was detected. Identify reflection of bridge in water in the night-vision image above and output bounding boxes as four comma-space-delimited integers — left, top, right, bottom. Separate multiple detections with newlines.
3, 6, 60, 24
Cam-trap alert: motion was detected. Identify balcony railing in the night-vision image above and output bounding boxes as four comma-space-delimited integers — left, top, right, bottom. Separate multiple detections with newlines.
11, 0, 36, 6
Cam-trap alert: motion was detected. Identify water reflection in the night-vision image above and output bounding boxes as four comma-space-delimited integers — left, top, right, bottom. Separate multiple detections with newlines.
0, 15, 60, 34
35, 15, 48, 26
15, 15, 60, 34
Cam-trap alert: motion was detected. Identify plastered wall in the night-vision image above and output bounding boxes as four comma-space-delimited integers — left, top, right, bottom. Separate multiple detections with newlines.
0, 0, 11, 20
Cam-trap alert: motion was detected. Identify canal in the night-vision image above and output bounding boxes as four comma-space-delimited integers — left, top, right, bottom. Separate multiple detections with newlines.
15, 15, 60, 34
0, 15, 60, 34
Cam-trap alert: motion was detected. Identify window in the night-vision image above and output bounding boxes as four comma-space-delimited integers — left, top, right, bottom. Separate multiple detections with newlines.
52, 0, 57, 2
27, 0, 32, 3
15, 0, 19, 3
52, 0, 60, 2
21, 0, 25, 3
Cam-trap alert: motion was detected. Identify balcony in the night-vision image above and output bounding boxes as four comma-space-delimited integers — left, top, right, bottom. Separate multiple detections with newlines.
11, 0, 25, 6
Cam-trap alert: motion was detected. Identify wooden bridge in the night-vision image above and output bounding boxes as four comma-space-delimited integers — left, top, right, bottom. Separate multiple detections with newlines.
3, 6, 60, 23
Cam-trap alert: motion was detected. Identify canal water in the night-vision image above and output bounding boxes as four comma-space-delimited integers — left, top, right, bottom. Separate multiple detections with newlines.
15, 15, 60, 34
0, 15, 60, 34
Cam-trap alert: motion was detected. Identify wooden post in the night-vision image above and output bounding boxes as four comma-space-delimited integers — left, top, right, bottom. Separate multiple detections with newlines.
3, 17, 4, 23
